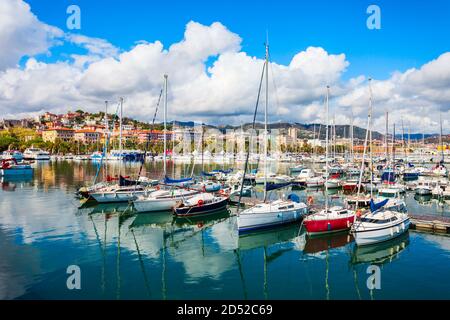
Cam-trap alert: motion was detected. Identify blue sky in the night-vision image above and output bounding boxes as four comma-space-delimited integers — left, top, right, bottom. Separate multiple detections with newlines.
1, 0, 449, 132
26, 0, 450, 80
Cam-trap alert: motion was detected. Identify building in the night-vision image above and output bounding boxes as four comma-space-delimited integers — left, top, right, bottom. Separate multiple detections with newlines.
42, 128, 75, 143
288, 127, 299, 144
74, 129, 101, 144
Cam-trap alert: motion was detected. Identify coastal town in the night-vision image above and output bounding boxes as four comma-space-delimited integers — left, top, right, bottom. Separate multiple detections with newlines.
1, 109, 448, 160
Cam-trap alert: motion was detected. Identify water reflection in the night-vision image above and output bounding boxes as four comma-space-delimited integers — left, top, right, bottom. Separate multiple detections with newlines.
350, 232, 410, 265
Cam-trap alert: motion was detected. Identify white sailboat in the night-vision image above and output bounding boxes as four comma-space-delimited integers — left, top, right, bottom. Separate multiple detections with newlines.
351, 79, 410, 246
89, 98, 153, 203
237, 40, 308, 234
132, 75, 198, 213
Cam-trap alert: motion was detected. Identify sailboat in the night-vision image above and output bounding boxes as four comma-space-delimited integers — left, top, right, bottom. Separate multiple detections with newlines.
351, 78, 410, 246
303, 86, 355, 236
89, 98, 153, 203
237, 41, 308, 234
133, 75, 198, 213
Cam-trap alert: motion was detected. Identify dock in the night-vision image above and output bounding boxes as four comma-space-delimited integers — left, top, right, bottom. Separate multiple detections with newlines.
409, 214, 450, 234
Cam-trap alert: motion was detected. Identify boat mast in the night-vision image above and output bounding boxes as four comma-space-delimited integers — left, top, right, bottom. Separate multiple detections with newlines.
105, 100, 108, 178
356, 78, 373, 208
368, 79, 373, 198
325, 86, 330, 212
263, 39, 269, 202
385, 111, 388, 161
119, 97, 123, 157
350, 108, 354, 163
163, 74, 168, 176
439, 112, 444, 163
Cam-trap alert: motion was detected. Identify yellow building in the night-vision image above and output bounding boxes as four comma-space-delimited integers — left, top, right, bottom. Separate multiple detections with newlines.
42, 128, 74, 143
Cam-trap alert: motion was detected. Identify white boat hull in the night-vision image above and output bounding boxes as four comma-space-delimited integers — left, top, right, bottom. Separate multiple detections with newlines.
238, 208, 306, 233
133, 198, 179, 212
90, 190, 147, 203
353, 218, 410, 246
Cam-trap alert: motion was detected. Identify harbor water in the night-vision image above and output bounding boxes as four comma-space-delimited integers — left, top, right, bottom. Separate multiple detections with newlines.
1, 160, 450, 300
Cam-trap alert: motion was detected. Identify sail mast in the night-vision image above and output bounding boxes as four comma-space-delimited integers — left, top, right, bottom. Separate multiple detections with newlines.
163, 74, 168, 176
263, 39, 269, 202
325, 86, 330, 212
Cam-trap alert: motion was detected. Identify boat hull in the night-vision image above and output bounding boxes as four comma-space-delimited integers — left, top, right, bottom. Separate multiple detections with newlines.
133, 198, 179, 212
304, 216, 355, 235
0, 168, 33, 176
353, 218, 410, 246
237, 209, 305, 234
90, 190, 147, 203
174, 197, 228, 217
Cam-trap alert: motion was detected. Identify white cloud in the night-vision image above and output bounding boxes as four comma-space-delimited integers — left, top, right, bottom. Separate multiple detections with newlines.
0, 1, 449, 134
0, 0, 63, 71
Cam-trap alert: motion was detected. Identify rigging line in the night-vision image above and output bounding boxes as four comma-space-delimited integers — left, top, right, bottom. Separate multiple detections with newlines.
136, 88, 163, 183
237, 59, 266, 213
268, 54, 281, 115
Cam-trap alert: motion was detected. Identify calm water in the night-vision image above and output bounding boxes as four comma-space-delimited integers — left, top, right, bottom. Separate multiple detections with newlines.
1, 160, 450, 300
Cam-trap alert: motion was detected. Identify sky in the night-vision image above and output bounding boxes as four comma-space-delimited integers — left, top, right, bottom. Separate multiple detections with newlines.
0, 0, 449, 133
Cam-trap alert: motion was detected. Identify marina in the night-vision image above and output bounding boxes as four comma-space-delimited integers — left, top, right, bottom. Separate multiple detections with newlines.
1, 159, 450, 299
1, 0, 450, 303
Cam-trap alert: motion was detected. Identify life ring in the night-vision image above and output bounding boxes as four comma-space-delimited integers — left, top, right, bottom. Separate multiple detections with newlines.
197, 199, 204, 206
307, 196, 314, 205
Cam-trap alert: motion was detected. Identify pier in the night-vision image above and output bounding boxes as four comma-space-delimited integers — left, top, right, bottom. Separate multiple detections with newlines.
409, 214, 450, 234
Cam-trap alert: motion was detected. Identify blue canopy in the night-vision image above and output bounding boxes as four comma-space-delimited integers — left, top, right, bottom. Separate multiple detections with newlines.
266, 182, 291, 191
287, 193, 300, 203
381, 171, 396, 182
370, 198, 389, 212
164, 176, 193, 184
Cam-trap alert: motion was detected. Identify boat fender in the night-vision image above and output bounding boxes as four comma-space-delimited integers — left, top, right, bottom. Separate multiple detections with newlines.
307, 196, 314, 206
198, 199, 204, 206
156, 185, 160, 190
197, 222, 204, 228
356, 209, 362, 217
202, 185, 206, 192
327, 222, 332, 231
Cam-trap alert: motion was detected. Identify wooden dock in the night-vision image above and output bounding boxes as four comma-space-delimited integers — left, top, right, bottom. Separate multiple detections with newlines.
409, 214, 450, 234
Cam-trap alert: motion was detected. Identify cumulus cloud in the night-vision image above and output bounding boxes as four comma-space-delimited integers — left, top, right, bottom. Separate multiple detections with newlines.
0, 0, 63, 71
0, 0, 449, 134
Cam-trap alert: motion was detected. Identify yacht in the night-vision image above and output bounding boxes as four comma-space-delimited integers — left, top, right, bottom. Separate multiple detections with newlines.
303, 206, 355, 235
23, 147, 50, 160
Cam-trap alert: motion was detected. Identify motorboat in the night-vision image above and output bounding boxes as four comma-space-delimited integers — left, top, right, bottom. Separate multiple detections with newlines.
23, 147, 50, 160
414, 180, 434, 196
0, 158, 33, 177
305, 176, 325, 188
